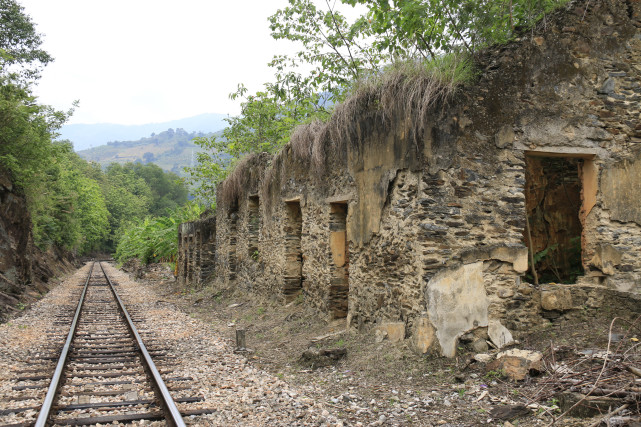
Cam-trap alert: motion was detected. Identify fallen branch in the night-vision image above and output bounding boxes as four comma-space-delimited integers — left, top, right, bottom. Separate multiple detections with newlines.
586, 403, 629, 427
625, 365, 641, 379
546, 317, 620, 426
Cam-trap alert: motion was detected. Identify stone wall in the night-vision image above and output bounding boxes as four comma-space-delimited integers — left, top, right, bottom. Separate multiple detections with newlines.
179, 0, 641, 356
177, 213, 216, 288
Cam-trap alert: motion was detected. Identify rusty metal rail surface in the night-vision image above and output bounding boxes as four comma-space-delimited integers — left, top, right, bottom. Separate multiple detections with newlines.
34, 263, 94, 427
98, 262, 186, 426
32, 262, 187, 427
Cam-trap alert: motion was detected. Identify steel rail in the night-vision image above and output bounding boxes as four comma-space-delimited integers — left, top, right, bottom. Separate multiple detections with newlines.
34, 262, 95, 427
98, 262, 186, 427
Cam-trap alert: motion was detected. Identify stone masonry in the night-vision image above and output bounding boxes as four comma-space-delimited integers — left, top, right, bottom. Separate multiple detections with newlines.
177, 213, 216, 288
178, 0, 641, 357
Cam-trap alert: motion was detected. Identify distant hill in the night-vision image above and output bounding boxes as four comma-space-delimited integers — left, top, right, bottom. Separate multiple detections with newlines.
59, 113, 228, 151
77, 128, 221, 177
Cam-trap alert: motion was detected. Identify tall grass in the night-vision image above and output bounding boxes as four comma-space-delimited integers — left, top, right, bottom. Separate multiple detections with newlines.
115, 201, 205, 266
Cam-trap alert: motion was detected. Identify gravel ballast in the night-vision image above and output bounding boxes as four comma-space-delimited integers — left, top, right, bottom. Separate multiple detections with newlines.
0, 262, 342, 426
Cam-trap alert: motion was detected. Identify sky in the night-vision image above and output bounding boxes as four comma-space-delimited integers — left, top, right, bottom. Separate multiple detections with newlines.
19, 0, 334, 126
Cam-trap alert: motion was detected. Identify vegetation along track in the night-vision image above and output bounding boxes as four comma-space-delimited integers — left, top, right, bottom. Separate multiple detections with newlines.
1, 262, 213, 426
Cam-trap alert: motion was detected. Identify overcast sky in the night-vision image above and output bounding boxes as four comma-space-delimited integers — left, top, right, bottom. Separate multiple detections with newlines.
20, 0, 336, 125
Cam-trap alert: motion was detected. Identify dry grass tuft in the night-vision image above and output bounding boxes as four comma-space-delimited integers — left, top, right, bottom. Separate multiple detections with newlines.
289, 119, 330, 173
219, 153, 258, 207
330, 54, 473, 149
223, 54, 473, 213
260, 153, 284, 216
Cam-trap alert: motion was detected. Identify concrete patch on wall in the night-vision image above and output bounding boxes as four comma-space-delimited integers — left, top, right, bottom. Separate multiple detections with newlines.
601, 152, 641, 225
426, 261, 489, 357
589, 244, 622, 275
461, 245, 528, 273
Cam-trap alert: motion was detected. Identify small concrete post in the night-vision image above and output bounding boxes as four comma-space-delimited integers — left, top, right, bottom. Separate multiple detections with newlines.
235, 329, 246, 351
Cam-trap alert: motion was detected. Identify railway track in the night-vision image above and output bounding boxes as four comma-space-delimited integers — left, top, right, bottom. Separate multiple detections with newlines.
1, 262, 212, 426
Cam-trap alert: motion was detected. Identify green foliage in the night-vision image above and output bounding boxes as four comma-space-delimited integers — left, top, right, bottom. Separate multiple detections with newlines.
0, 3, 195, 256
115, 202, 206, 265
269, 0, 387, 99
97, 162, 189, 251
532, 243, 559, 265
123, 162, 188, 216
484, 369, 506, 380
0, 0, 52, 84
29, 143, 109, 253
190, 0, 570, 203
529, 236, 583, 284
0, 1, 68, 194
342, 0, 571, 57
0, 82, 70, 186
187, 82, 327, 204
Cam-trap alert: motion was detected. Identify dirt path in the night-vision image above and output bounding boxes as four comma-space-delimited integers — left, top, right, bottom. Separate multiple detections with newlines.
134, 263, 640, 426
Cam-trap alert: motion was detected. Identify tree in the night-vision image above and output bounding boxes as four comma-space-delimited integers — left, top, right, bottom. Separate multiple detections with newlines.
115, 201, 205, 266
268, 0, 387, 102
142, 151, 155, 163
28, 142, 109, 253
127, 162, 188, 216
0, 0, 73, 189
188, 0, 570, 204
0, 0, 52, 84
188, 82, 323, 204
340, 0, 569, 57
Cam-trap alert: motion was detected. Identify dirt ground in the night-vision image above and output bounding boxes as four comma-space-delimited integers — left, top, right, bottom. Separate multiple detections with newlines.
129, 263, 640, 427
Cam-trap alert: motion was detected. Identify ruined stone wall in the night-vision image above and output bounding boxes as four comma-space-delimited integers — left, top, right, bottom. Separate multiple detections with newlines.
473, 0, 641, 293
177, 214, 216, 288
212, 108, 530, 358
187, 0, 641, 357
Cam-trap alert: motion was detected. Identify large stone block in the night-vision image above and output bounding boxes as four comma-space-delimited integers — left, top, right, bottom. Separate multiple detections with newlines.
601, 152, 641, 225
374, 322, 405, 343
488, 320, 514, 349
589, 244, 622, 275
411, 316, 436, 354
487, 349, 543, 381
460, 245, 528, 273
426, 262, 489, 357
540, 286, 573, 311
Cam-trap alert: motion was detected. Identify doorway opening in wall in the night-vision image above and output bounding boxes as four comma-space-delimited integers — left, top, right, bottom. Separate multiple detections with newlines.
284, 200, 303, 303
329, 202, 349, 319
186, 235, 194, 284
524, 154, 587, 284
182, 233, 188, 285
248, 196, 260, 261
228, 204, 238, 281
194, 230, 201, 285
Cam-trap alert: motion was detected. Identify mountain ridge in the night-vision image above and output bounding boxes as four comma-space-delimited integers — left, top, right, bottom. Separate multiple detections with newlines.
77, 128, 223, 178
59, 113, 229, 151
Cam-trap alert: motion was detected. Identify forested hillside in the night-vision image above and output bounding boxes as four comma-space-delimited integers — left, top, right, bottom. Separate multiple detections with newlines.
61, 113, 227, 151
0, 0, 200, 262
77, 128, 220, 177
